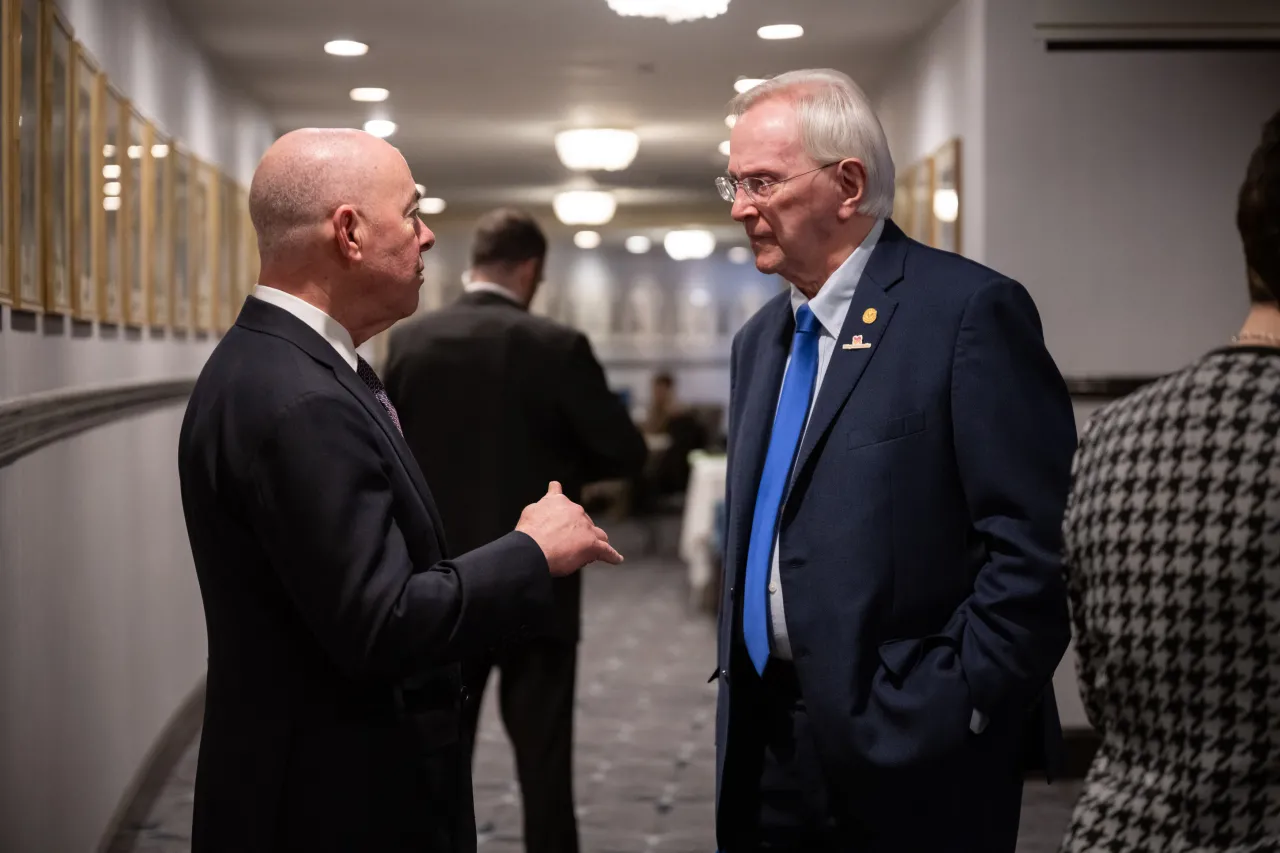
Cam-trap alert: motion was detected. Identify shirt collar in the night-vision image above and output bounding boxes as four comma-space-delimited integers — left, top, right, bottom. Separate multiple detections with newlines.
250, 284, 360, 372
789, 218, 885, 336
464, 280, 525, 306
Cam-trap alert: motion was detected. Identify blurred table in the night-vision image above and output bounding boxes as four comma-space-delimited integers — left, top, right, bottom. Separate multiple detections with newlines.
678, 451, 727, 612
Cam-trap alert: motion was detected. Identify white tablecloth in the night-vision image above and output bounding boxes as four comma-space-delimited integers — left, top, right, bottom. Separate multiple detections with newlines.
678, 452, 727, 608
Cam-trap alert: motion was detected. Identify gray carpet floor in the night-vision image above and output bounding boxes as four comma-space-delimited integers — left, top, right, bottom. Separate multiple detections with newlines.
112, 534, 1082, 852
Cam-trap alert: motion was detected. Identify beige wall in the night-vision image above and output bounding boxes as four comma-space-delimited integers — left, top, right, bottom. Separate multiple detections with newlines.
0, 1, 274, 850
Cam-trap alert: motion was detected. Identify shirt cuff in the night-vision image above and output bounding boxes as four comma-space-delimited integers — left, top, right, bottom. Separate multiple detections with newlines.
970, 708, 988, 734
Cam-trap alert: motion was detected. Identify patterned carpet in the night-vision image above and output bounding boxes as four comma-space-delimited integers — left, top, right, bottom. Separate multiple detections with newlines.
111, 529, 1082, 852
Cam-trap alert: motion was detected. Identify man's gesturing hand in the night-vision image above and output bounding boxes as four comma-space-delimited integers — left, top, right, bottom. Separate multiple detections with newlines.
516, 482, 624, 576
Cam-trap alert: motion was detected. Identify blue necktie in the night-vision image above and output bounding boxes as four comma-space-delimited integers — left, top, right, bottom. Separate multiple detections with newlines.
742, 304, 821, 675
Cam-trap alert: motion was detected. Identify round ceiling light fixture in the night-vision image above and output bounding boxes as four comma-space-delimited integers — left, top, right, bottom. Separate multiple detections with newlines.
363, 119, 397, 138
604, 0, 730, 23
625, 235, 652, 254
757, 24, 804, 40
554, 128, 640, 171
324, 39, 368, 57
350, 87, 389, 102
553, 190, 617, 226
574, 230, 603, 249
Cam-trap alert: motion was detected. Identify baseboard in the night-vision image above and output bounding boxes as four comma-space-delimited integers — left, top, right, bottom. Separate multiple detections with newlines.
97, 676, 207, 853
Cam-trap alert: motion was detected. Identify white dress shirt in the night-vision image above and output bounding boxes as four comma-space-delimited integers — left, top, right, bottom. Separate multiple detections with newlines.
766, 218, 884, 659
464, 280, 525, 306
251, 285, 360, 372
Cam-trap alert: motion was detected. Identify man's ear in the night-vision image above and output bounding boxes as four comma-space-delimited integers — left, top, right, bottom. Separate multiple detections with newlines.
836, 158, 868, 222
333, 205, 362, 261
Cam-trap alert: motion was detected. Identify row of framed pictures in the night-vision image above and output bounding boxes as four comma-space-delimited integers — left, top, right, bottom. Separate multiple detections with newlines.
1, 0, 257, 332
894, 137, 962, 256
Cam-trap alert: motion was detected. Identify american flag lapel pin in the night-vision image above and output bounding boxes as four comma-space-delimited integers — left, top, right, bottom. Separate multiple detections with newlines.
842, 334, 872, 350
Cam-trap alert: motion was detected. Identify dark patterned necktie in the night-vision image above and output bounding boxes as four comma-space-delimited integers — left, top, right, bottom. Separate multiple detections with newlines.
356, 356, 403, 436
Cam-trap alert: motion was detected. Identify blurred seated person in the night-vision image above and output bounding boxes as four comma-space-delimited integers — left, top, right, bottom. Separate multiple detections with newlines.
636, 372, 708, 506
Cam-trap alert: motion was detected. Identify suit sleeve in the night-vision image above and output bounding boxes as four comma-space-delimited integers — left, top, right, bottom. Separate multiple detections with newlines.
558, 333, 648, 481
246, 391, 554, 680
858, 279, 1075, 764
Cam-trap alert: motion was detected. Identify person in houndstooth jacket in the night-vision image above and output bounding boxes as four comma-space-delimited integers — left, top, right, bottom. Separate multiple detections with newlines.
1059, 108, 1280, 853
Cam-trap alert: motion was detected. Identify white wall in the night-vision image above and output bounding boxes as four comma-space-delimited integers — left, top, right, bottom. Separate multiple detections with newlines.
874, 0, 988, 262
984, 0, 1280, 378
0, 1, 275, 850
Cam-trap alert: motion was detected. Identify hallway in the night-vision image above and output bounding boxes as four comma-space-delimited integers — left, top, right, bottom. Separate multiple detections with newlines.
110, 535, 1082, 852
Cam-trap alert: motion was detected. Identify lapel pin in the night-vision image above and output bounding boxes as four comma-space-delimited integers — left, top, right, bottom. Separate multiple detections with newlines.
862, 308, 877, 324
842, 334, 872, 350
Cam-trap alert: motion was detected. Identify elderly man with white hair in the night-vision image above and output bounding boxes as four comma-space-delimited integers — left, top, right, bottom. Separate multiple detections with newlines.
710, 69, 1076, 852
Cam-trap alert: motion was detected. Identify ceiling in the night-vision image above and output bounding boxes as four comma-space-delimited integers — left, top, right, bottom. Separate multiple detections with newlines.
167, 0, 955, 229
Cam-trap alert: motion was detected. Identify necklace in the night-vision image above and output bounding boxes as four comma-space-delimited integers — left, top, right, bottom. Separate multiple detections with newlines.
1231, 330, 1280, 346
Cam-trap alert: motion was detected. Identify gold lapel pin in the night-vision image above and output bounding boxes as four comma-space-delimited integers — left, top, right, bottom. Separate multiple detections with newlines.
842, 334, 872, 350
862, 308, 877, 324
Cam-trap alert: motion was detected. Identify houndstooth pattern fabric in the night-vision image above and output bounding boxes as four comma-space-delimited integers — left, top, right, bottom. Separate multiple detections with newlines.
1060, 348, 1280, 853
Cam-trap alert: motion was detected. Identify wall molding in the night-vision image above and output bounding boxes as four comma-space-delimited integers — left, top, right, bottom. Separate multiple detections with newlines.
0, 379, 196, 470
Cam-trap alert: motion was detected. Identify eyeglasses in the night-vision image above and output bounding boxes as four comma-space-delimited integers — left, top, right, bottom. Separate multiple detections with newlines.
715, 161, 842, 204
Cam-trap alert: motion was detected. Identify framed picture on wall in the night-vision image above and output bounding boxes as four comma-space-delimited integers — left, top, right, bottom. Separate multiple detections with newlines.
170, 144, 189, 332
0, 0, 13, 308
124, 106, 148, 327
216, 170, 237, 332
150, 124, 170, 328
41, 0, 72, 315
14, 0, 41, 312
910, 155, 935, 248
70, 41, 99, 320
99, 83, 124, 324
931, 137, 962, 255
193, 157, 215, 332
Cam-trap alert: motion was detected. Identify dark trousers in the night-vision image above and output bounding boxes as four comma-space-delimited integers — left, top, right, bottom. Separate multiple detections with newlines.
461, 638, 579, 853
725, 659, 849, 853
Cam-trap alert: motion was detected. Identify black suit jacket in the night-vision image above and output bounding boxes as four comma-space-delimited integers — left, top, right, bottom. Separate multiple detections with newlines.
384, 289, 648, 643
178, 296, 554, 853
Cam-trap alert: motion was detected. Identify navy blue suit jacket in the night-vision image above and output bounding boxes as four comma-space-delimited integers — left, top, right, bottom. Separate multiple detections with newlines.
713, 220, 1075, 852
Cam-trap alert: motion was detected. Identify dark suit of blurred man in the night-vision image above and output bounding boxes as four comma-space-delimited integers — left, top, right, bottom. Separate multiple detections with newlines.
385, 208, 648, 853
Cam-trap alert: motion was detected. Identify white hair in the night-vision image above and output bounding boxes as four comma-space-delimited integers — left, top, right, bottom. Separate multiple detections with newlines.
730, 69, 895, 220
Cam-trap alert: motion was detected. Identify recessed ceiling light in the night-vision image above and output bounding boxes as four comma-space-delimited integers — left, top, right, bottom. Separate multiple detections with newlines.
363, 119, 396, 138
350, 87, 389, 102
718, 140, 731, 156
725, 115, 737, 129
757, 24, 804, 40
625, 235, 652, 254
325, 39, 368, 57
574, 230, 602, 250
415, 183, 426, 195
418, 197, 446, 215
727, 246, 753, 264
734, 78, 766, 94
151, 144, 170, 158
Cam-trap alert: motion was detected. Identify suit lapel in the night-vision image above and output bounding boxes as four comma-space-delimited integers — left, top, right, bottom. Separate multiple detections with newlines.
728, 294, 793, 577
787, 221, 910, 496
237, 298, 450, 552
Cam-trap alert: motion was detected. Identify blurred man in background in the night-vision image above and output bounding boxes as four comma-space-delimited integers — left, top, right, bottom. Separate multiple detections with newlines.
385, 208, 647, 853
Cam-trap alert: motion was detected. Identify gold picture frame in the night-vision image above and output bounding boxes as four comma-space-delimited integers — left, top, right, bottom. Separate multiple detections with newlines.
170, 144, 190, 332
192, 156, 215, 332
70, 41, 99, 320
13, 0, 41, 312
123, 105, 148, 327
149, 123, 170, 328
931, 137, 962, 255
41, 0, 71, 314
910, 154, 935, 248
1, 0, 13, 307
98, 82, 124, 323
216, 169, 237, 333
